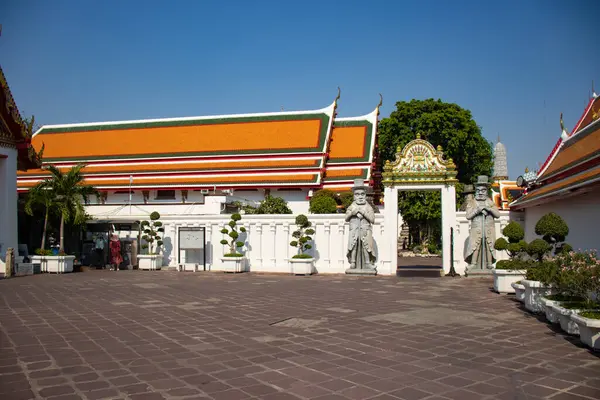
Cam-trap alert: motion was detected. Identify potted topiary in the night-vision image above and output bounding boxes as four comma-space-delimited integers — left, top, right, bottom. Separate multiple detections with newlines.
220, 213, 246, 273
138, 211, 165, 270
492, 221, 528, 294
289, 214, 316, 275
522, 213, 570, 313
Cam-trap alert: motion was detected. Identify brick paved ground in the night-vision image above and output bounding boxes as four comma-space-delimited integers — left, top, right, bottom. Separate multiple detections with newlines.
1, 271, 599, 400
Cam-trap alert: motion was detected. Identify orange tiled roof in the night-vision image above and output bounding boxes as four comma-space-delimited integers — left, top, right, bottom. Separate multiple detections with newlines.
322, 109, 379, 189
17, 102, 380, 191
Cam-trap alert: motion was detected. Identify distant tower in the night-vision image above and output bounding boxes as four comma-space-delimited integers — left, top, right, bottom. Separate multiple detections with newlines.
493, 134, 509, 181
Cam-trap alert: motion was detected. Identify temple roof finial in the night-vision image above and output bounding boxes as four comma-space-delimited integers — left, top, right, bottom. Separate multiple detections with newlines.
593, 80, 598, 99
560, 112, 569, 141
334, 86, 341, 106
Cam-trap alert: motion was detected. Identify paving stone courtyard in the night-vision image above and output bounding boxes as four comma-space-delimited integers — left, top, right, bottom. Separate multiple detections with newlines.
1, 271, 599, 400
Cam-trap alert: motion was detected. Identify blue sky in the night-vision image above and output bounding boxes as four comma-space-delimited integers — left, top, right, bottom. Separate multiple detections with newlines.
1, 0, 598, 179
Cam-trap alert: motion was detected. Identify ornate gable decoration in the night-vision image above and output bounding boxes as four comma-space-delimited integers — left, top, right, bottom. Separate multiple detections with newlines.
382, 133, 458, 186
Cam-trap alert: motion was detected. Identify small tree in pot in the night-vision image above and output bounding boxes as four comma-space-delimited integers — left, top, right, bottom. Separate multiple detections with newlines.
220, 213, 246, 256
220, 213, 247, 272
289, 214, 316, 275
290, 215, 316, 259
141, 211, 164, 254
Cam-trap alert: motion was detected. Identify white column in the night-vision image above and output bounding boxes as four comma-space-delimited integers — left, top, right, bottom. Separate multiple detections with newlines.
269, 223, 276, 267
0, 149, 18, 274
283, 222, 290, 262
255, 223, 263, 267
441, 185, 457, 275
205, 224, 213, 269
337, 222, 345, 270
381, 186, 398, 276
323, 222, 331, 268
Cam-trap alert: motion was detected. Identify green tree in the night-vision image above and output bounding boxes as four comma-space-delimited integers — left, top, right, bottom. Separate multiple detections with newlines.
256, 195, 292, 214
379, 99, 494, 243
24, 182, 57, 251
41, 164, 98, 252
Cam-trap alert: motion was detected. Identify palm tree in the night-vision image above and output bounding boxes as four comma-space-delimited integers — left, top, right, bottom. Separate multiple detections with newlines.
24, 181, 56, 251
42, 164, 98, 252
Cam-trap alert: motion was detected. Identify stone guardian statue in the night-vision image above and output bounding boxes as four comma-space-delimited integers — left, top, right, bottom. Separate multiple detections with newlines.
464, 176, 500, 273
346, 179, 377, 275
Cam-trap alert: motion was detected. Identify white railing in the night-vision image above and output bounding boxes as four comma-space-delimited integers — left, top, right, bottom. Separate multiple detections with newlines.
157, 214, 386, 274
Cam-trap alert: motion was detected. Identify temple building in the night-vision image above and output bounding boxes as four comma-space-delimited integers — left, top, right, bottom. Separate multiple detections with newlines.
16, 93, 380, 216
511, 89, 600, 251
1, 66, 42, 273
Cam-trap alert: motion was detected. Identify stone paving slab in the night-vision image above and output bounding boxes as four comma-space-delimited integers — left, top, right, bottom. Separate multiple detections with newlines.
1, 271, 599, 400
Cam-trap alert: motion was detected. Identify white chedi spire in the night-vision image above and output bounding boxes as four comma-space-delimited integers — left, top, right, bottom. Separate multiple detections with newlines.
493, 134, 508, 180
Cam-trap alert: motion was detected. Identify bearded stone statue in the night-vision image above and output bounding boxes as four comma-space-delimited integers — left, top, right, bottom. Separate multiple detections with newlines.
464, 175, 500, 272
346, 179, 377, 275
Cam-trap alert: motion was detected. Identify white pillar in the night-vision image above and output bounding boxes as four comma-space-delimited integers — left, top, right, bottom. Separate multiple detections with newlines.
381, 186, 398, 276
0, 149, 18, 274
441, 185, 457, 274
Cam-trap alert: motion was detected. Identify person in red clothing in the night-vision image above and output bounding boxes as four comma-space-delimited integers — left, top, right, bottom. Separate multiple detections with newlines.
109, 235, 123, 271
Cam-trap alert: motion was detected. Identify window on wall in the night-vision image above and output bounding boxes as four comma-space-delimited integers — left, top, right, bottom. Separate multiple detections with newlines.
155, 190, 176, 200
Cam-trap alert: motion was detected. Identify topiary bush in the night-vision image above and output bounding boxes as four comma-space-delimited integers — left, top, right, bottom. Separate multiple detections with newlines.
527, 239, 551, 262
494, 221, 527, 262
309, 195, 338, 214
220, 213, 246, 256
141, 211, 164, 254
290, 214, 316, 259
535, 212, 569, 255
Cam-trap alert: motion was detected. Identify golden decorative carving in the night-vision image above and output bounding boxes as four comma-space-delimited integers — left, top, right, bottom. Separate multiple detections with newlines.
382, 136, 458, 187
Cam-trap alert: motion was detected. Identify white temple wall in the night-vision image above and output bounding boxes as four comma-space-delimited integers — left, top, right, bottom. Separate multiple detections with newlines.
0, 147, 18, 274
152, 214, 385, 274
522, 187, 600, 252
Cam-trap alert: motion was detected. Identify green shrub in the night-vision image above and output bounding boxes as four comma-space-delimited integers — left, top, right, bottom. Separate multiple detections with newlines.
494, 238, 508, 251
338, 191, 354, 209
427, 243, 439, 254
495, 260, 513, 270
503, 221, 525, 242
220, 213, 246, 256
309, 196, 337, 214
535, 212, 569, 254
527, 239, 551, 262
256, 195, 292, 214
290, 214, 316, 258
494, 221, 528, 261
34, 248, 53, 256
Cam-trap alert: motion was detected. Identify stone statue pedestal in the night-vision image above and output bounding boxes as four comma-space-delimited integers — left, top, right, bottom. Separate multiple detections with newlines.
346, 267, 377, 276
465, 267, 493, 277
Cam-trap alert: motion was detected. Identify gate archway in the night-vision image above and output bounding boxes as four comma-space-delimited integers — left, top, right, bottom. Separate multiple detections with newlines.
381, 134, 458, 275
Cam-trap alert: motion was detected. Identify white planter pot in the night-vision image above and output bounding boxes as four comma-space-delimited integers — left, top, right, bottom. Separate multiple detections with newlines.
493, 269, 526, 294
511, 282, 525, 302
221, 257, 246, 273
540, 297, 560, 324
289, 258, 314, 275
550, 303, 580, 335
138, 255, 163, 270
522, 280, 554, 313
45, 256, 75, 273
571, 313, 600, 350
